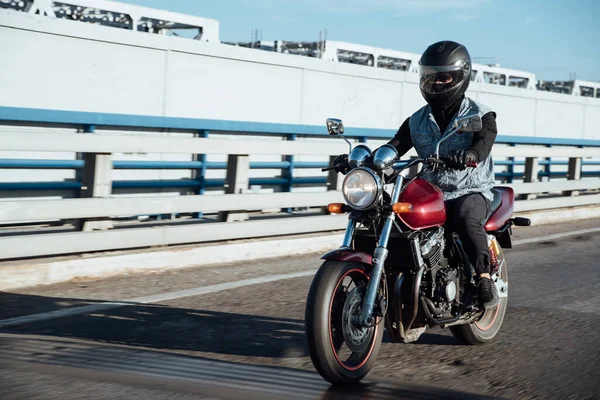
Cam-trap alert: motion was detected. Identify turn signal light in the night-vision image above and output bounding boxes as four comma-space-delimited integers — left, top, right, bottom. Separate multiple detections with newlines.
327, 203, 347, 214
392, 202, 412, 214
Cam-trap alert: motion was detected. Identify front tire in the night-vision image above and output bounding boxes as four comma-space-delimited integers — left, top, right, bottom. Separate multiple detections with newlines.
305, 261, 384, 384
450, 245, 509, 345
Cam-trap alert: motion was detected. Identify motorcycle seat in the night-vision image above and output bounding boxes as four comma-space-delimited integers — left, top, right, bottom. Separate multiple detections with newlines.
485, 186, 515, 232
490, 189, 503, 214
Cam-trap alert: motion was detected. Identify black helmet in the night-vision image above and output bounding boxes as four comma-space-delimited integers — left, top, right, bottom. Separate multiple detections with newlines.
418, 40, 472, 108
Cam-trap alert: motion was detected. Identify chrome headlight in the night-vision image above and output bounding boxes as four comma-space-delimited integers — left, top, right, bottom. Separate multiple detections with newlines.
372, 144, 399, 170
342, 168, 382, 210
348, 144, 372, 169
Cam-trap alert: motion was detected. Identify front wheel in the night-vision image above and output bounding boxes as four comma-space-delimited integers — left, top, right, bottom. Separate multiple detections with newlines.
305, 261, 384, 384
450, 244, 509, 345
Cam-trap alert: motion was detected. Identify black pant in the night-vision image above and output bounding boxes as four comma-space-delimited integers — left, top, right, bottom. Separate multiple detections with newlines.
445, 193, 492, 274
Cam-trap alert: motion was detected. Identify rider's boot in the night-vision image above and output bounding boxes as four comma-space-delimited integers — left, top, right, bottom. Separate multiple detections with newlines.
478, 276, 499, 310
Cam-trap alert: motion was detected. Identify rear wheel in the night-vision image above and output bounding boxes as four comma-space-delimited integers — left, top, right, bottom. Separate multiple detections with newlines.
305, 261, 384, 384
450, 245, 508, 345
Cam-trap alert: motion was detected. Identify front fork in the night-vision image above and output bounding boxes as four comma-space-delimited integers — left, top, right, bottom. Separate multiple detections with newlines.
355, 174, 405, 327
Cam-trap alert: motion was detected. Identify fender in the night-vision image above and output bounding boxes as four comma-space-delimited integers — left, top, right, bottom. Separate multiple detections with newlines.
321, 247, 373, 265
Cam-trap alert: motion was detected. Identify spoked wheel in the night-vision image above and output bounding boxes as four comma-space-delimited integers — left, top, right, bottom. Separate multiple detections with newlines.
450, 243, 509, 345
305, 261, 384, 384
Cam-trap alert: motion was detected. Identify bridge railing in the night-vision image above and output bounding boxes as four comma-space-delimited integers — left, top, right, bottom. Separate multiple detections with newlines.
1, 106, 599, 260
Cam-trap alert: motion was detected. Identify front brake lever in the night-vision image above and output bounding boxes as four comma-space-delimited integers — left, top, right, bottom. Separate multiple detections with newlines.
322, 162, 350, 173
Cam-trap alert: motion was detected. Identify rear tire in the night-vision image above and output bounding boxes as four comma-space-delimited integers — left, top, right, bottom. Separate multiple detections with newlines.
450, 245, 508, 345
305, 261, 384, 384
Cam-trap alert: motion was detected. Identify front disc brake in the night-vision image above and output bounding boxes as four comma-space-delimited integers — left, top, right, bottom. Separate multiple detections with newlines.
341, 287, 373, 352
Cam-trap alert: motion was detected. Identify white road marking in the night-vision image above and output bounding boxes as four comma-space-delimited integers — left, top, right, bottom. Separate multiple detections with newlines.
0, 270, 317, 329
125, 270, 317, 304
0, 302, 133, 329
1, 227, 599, 328
512, 226, 600, 246
558, 295, 600, 315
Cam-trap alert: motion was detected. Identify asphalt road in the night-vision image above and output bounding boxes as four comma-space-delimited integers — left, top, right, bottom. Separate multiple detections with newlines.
1, 218, 599, 400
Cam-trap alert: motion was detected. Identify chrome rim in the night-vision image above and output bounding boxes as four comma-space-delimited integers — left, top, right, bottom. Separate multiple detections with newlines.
475, 252, 508, 331
328, 269, 379, 371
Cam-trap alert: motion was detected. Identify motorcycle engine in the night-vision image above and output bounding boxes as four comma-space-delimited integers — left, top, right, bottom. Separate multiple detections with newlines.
420, 227, 462, 319
434, 268, 459, 304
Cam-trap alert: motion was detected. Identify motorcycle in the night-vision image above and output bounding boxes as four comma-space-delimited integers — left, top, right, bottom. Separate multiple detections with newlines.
304, 114, 531, 384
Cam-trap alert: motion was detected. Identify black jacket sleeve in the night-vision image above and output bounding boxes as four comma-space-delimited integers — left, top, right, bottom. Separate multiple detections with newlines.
387, 117, 413, 157
470, 112, 498, 161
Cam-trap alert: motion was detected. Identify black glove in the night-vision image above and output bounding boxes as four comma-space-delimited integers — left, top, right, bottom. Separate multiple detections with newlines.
447, 149, 478, 170
333, 154, 350, 174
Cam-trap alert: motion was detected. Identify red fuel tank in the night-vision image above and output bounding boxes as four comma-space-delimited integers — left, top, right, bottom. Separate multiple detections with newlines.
397, 179, 446, 230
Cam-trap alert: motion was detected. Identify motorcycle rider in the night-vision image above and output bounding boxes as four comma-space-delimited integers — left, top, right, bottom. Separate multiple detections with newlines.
336, 40, 500, 309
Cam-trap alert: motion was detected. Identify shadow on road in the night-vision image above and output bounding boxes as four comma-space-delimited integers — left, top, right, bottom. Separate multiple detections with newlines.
0, 291, 459, 359
0, 331, 498, 400
3, 290, 600, 399
0, 291, 497, 399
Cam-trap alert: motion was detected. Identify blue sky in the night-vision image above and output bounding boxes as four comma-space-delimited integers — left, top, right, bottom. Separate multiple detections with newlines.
121, 0, 599, 82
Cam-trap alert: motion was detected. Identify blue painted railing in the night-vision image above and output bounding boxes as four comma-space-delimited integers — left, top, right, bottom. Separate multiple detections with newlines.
0, 159, 332, 170
2, 159, 600, 170
1, 106, 600, 192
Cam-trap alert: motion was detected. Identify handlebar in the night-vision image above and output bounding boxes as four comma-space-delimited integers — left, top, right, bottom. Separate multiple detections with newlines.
322, 157, 477, 174
425, 157, 478, 169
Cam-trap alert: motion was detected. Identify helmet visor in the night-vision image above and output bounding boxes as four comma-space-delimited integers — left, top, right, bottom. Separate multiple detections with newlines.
419, 61, 470, 95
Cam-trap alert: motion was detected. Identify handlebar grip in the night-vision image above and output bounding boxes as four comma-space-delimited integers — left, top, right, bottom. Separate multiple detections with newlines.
437, 157, 477, 168
322, 166, 336, 172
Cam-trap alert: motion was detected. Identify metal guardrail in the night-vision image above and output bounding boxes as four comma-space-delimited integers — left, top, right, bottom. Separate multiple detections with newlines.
1, 106, 600, 260
1, 106, 600, 192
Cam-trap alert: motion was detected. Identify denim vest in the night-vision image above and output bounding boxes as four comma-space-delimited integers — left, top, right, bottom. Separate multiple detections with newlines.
409, 97, 495, 202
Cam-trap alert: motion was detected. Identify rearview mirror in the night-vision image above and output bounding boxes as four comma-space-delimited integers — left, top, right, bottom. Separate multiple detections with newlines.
326, 118, 344, 136
326, 118, 352, 153
454, 113, 482, 132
